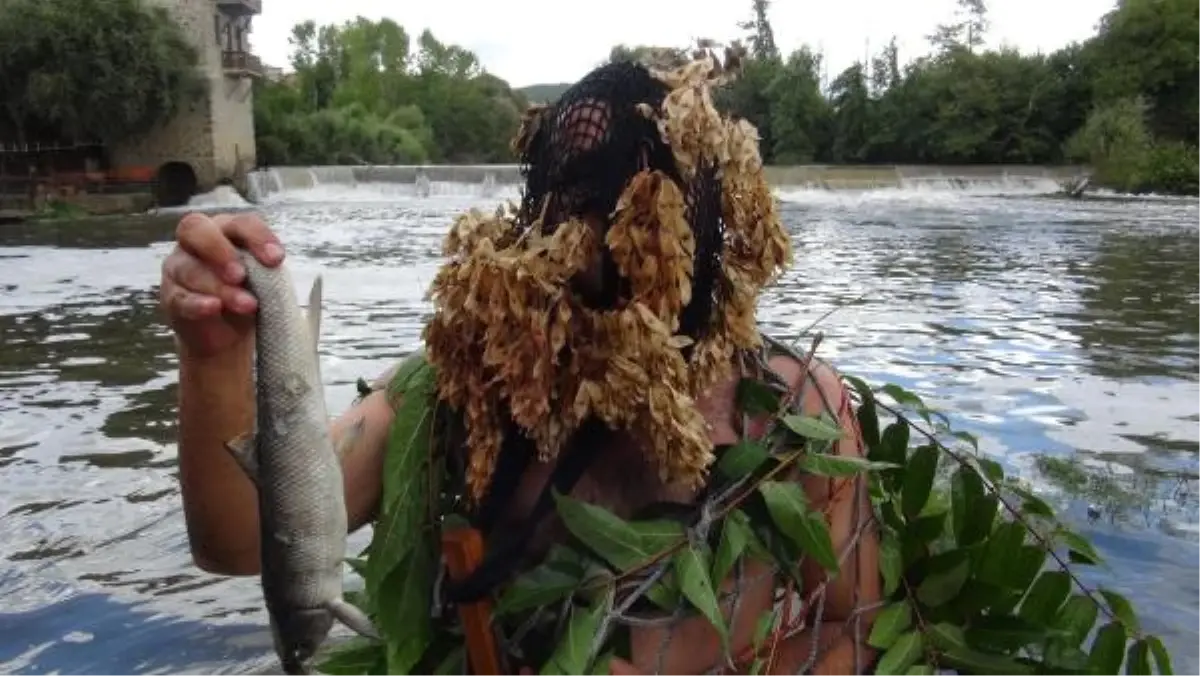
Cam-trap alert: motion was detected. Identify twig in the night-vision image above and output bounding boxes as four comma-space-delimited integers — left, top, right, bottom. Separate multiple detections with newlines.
789, 291, 868, 347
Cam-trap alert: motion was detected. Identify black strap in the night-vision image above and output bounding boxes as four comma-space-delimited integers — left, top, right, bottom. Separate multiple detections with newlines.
444, 419, 609, 604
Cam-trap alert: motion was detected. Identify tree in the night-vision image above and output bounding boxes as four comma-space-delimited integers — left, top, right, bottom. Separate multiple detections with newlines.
255, 17, 527, 166
1087, 0, 1198, 145
928, 0, 989, 55
738, 0, 780, 61
0, 0, 206, 145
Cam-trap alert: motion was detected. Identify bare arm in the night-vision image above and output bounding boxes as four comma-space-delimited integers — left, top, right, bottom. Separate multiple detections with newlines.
177, 346, 397, 576
164, 212, 402, 577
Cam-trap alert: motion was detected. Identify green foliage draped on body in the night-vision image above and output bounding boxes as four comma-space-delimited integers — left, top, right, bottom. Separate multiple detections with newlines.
322, 348, 1176, 675
0, 0, 205, 145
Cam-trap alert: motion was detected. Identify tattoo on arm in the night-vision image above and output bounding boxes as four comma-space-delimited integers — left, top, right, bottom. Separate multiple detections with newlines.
335, 415, 368, 460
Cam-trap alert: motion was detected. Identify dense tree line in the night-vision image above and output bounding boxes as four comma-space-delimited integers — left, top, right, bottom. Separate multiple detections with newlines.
253, 19, 526, 166
0, 0, 205, 147
617, 0, 1197, 193
0, 0, 1192, 194
260, 0, 1195, 194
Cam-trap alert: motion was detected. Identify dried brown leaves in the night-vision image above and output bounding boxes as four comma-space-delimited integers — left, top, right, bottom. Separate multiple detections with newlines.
425, 47, 793, 502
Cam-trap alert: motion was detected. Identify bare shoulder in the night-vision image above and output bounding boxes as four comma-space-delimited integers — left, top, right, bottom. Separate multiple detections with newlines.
765, 351, 864, 458
333, 359, 416, 532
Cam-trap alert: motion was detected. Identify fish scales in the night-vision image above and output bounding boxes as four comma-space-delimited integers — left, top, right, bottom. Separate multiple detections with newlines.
224, 249, 377, 675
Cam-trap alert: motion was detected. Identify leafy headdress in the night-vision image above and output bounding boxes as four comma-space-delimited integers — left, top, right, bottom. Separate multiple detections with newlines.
421, 44, 793, 503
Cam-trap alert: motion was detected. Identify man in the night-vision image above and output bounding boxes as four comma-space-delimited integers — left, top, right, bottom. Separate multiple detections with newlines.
160, 56, 879, 674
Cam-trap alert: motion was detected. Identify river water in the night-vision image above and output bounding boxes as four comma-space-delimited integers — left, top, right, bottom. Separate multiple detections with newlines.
1, 180, 1197, 674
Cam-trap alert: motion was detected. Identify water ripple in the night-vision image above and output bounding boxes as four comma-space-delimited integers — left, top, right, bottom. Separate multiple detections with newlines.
0, 188, 1196, 673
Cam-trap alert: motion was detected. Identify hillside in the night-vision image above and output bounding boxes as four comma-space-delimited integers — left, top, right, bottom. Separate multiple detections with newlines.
517, 82, 572, 104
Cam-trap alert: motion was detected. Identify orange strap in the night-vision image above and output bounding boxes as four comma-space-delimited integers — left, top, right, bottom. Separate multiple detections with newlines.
441, 527, 505, 675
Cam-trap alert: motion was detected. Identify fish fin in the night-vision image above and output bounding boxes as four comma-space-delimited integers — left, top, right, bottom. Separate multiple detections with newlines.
223, 431, 259, 484
334, 417, 367, 460
325, 597, 379, 640
306, 275, 324, 385
306, 275, 323, 351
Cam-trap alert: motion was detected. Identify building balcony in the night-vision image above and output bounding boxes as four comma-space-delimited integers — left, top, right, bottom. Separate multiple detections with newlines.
216, 0, 261, 16
222, 50, 263, 78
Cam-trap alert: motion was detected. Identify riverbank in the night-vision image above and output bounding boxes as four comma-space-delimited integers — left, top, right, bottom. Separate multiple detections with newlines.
0, 193, 155, 224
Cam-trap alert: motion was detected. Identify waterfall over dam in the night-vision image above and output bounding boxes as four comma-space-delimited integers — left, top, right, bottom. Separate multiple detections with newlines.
241, 164, 1089, 205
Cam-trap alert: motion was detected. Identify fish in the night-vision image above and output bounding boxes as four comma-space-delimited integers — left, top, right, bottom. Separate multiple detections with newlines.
223, 249, 378, 675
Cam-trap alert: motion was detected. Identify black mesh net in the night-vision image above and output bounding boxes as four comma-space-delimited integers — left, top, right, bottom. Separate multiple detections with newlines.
514, 59, 727, 340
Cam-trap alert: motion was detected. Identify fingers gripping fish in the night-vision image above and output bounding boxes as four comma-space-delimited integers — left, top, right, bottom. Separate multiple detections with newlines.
223, 249, 378, 674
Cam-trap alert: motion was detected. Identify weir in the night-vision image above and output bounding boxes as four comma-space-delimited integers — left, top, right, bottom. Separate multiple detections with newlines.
245, 164, 1089, 203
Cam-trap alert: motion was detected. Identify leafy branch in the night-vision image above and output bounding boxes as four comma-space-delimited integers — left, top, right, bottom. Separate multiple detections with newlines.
845, 376, 1174, 675
319, 344, 1177, 676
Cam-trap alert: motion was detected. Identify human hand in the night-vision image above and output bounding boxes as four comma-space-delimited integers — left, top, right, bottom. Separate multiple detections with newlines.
159, 212, 285, 358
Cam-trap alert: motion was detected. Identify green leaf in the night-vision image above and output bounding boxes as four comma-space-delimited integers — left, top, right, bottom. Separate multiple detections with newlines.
431, 646, 466, 675
976, 521, 1026, 586
928, 622, 967, 651
875, 631, 923, 675
553, 491, 684, 571
1019, 570, 1072, 625
1127, 640, 1152, 675
345, 557, 368, 578
541, 596, 609, 675
880, 532, 903, 596
906, 511, 947, 543
380, 551, 435, 674
366, 354, 437, 654
1056, 594, 1100, 647
951, 466, 998, 546
717, 440, 769, 480
906, 666, 935, 675
1146, 635, 1173, 675
737, 377, 782, 415
978, 457, 1005, 482
1060, 528, 1104, 566
796, 453, 898, 477
781, 413, 846, 441
712, 509, 751, 585
843, 375, 880, 449
1045, 642, 1091, 672
495, 559, 584, 615
967, 614, 1050, 652
1100, 588, 1140, 633
674, 543, 729, 652
590, 651, 616, 676
758, 480, 838, 571
917, 558, 970, 607
318, 639, 385, 675
941, 646, 1035, 674
902, 445, 938, 519
1088, 622, 1128, 675
881, 383, 926, 409
877, 422, 911, 468
868, 601, 913, 650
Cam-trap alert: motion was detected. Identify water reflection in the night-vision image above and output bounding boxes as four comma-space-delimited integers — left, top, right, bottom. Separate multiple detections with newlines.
0, 188, 1196, 674
1071, 231, 1200, 381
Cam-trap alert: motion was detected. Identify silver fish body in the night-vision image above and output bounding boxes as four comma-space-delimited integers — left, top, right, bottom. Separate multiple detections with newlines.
224, 250, 377, 674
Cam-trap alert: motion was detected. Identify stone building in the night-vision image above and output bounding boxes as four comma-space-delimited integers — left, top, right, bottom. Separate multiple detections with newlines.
110, 0, 262, 206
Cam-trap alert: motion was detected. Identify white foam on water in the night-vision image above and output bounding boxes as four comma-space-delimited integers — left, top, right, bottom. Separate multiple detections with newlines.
235, 165, 1194, 210
150, 185, 252, 214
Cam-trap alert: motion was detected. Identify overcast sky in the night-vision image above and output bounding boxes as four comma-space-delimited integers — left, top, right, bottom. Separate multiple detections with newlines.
250, 0, 1116, 88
